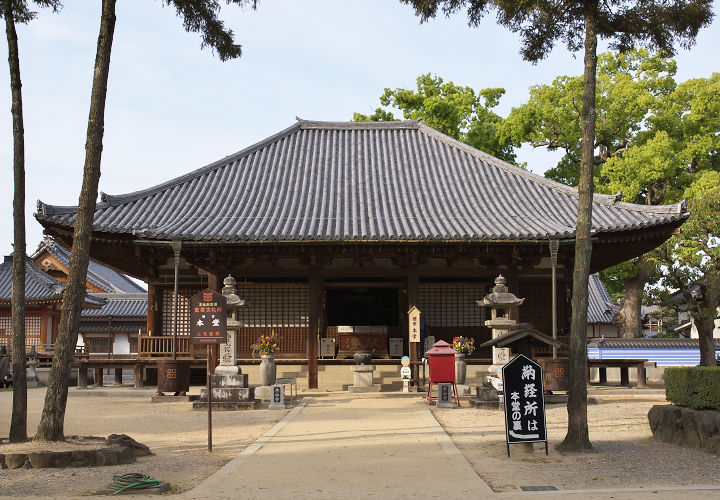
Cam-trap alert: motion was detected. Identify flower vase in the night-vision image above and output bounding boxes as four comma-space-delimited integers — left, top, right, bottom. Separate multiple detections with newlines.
455, 353, 467, 385
260, 354, 276, 386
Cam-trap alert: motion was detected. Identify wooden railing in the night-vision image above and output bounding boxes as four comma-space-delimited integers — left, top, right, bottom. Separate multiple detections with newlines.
237, 327, 309, 358
0, 343, 89, 366
138, 334, 191, 358
531, 335, 570, 358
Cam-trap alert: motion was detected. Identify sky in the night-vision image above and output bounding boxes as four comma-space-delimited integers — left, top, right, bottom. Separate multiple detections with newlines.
1, 0, 719, 255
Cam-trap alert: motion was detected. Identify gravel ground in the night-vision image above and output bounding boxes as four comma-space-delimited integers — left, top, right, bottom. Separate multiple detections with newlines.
431, 400, 720, 492
2, 389, 720, 496
0, 388, 286, 496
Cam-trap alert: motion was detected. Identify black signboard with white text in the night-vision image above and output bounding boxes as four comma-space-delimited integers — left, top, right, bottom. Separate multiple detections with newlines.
501, 354, 547, 456
189, 289, 227, 345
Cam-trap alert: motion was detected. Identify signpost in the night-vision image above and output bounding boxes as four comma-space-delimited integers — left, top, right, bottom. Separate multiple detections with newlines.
501, 354, 548, 457
408, 306, 421, 343
408, 306, 421, 387
190, 289, 227, 452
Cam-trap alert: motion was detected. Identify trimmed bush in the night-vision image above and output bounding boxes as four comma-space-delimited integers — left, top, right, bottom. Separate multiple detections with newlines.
665, 366, 720, 411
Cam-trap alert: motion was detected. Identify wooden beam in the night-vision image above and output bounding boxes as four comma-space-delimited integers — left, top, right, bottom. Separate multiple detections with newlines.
40, 306, 49, 346
147, 285, 158, 336
308, 271, 319, 389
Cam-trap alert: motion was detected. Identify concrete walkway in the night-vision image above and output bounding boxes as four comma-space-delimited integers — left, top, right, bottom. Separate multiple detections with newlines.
185, 393, 494, 499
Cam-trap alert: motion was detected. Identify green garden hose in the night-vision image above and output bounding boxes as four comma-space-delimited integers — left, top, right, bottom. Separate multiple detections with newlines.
106, 473, 165, 495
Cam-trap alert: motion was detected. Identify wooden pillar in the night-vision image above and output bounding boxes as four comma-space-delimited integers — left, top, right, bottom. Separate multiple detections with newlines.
78, 364, 88, 389
40, 307, 49, 347
94, 367, 104, 387
147, 284, 160, 336
636, 363, 647, 388
51, 312, 59, 344
134, 362, 145, 388
407, 270, 420, 382
207, 272, 218, 291
308, 271, 319, 389
114, 368, 123, 385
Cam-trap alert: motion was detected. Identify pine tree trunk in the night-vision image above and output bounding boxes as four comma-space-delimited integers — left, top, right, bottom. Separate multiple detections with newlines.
614, 259, 648, 338
557, 1, 597, 452
5, 0, 28, 444
34, 0, 116, 442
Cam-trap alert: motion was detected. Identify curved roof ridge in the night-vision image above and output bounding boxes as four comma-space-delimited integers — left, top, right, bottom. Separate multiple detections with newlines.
89, 292, 147, 300
36, 122, 303, 215
36, 201, 80, 217
296, 117, 420, 130
416, 123, 686, 216
101, 121, 302, 206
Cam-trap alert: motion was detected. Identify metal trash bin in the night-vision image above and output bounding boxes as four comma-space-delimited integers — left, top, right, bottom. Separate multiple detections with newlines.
540, 359, 568, 392
157, 359, 191, 394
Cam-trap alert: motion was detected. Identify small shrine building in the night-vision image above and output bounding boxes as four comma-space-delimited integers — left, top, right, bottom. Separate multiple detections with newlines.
35, 119, 687, 387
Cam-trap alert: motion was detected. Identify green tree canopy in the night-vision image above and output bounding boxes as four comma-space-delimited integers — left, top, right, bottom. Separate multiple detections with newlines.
654, 183, 720, 365
354, 73, 517, 163
502, 49, 677, 186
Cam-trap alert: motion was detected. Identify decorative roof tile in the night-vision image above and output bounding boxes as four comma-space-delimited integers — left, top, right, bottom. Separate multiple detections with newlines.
36, 120, 688, 243
0, 255, 104, 306
32, 237, 146, 293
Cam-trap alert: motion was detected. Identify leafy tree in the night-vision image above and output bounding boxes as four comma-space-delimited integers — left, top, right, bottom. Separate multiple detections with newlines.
400, 0, 713, 451
599, 72, 720, 338
505, 53, 719, 340
1, 0, 61, 443
654, 179, 720, 365
503, 49, 677, 186
35, 0, 257, 442
355, 73, 517, 163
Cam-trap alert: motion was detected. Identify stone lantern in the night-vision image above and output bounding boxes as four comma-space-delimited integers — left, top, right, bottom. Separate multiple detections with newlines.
477, 275, 525, 374
27, 346, 40, 388
216, 275, 246, 375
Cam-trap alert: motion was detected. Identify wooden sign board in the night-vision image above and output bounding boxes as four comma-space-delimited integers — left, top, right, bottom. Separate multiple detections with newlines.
501, 354, 547, 456
189, 289, 227, 345
408, 306, 421, 343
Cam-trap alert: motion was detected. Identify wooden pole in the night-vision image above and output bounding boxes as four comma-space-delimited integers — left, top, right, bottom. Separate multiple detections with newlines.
550, 240, 559, 359
308, 272, 319, 389
207, 344, 212, 452
172, 240, 182, 360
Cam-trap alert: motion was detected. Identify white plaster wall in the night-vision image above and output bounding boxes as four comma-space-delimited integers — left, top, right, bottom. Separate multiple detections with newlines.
587, 324, 618, 338
113, 333, 130, 355
688, 308, 720, 339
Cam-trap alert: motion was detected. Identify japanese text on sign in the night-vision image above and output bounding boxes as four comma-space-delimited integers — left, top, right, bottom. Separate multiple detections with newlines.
502, 354, 547, 445
189, 289, 227, 345
408, 307, 421, 343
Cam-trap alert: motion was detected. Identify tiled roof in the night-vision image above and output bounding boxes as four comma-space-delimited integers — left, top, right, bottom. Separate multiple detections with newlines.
0, 255, 104, 306
36, 119, 688, 243
32, 237, 145, 293
588, 338, 720, 348
587, 274, 618, 324
81, 293, 147, 318
0, 256, 64, 302
79, 321, 146, 333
